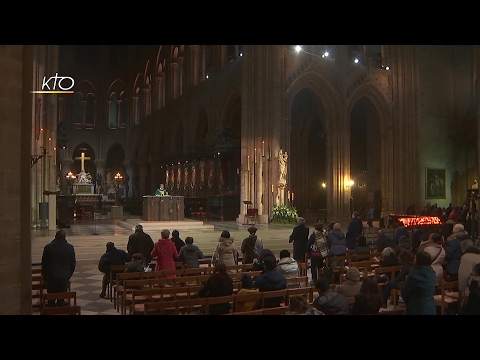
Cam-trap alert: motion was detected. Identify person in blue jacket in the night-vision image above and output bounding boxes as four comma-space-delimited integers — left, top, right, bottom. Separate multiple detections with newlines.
345, 211, 363, 249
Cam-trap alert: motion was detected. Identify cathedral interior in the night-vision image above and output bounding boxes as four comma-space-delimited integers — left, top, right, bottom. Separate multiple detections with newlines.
2, 44, 480, 313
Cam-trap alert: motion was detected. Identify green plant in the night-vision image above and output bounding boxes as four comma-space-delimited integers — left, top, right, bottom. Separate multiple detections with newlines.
271, 204, 298, 224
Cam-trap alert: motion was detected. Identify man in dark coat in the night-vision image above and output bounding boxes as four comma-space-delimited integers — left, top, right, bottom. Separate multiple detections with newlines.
98, 241, 131, 298
345, 211, 363, 249
253, 256, 287, 307
289, 217, 309, 264
127, 224, 154, 265
170, 229, 186, 254
41, 229, 76, 306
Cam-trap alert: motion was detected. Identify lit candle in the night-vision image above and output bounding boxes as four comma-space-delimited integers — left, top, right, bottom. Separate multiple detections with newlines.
247, 155, 250, 171
292, 192, 294, 201
254, 148, 257, 164
262, 141, 265, 157
288, 190, 290, 200
271, 184, 274, 193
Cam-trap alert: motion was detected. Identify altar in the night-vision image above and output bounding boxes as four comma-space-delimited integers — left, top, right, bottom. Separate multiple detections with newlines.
142, 195, 185, 221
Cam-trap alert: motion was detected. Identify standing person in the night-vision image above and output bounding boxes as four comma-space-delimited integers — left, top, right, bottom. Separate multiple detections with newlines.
306, 222, 329, 285
411, 225, 426, 254
212, 230, 239, 267
395, 235, 412, 257
457, 238, 480, 310
350, 277, 382, 315
154, 183, 168, 196
170, 229, 186, 254
41, 229, 76, 306
394, 221, 409, 245
177, 236, 204, 269
98, 241, 131, 298
367, 204, 375, 227
198, 263, 234, 315
151, 229, 178, 277
241, 226, 260, 264
401, 250, 437, 315
326, 222, 347, 258
444, 223, 470, 281
422, 232, 446, 286
345, 211, 363, 249
127, 224, 154, 266
461, 262, 480, 315
289, 217, 309, 266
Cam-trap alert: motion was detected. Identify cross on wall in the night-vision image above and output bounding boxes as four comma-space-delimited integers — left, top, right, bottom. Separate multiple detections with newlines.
75, 152, 91, 172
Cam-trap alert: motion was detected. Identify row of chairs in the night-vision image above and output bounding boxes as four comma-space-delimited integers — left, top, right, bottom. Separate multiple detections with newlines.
40, 291, 81, 315
142, 286, 316, 315
117, 272, 308, 314
121, 275, 310, 315
108, 262, 257, 301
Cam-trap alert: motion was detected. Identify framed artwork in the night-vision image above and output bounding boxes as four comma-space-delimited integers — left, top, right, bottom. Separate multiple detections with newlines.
425, 168, 446, 199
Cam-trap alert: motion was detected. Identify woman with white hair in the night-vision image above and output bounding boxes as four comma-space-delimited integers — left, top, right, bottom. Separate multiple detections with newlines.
445, 223, 471, 281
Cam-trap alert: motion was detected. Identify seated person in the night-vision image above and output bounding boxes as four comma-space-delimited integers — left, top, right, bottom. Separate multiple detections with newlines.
125, 253, 146, 272
381, 249, 414, 307
353, 235, 371, 261
313, 278, 351, 315
276, 249, 300, 288
198, 263, 234, 315
350, 277, 382, 315
253, 256, 287, 307
376, 230, 396, 252
335, 266, 362, 297
285, 295, 324, 315
236, 273, 260, 312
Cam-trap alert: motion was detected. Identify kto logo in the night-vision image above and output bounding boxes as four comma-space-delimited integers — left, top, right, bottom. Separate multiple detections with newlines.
30, 73, 75, 94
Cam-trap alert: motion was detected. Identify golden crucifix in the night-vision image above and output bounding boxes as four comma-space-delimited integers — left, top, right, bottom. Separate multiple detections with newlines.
75, 152, 91, 172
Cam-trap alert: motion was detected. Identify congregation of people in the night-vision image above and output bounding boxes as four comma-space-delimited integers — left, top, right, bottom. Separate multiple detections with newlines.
40, 203, 480, 315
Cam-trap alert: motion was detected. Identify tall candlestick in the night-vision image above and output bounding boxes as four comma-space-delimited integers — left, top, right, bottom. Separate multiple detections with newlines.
247, 155, 250, 171
262, 141, 265, 157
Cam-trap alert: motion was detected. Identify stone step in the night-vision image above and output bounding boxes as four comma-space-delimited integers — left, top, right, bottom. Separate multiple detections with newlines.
118, 218, 215, 232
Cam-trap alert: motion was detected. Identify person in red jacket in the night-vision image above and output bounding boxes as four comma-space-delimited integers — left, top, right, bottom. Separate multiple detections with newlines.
151, 229, 178, 277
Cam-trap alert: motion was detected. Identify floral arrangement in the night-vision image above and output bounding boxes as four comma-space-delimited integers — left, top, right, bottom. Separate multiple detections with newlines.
271, 204, 298, 224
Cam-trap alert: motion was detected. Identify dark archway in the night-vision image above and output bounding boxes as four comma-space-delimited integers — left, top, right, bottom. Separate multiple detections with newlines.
290, 88, 326, 218
349, 97, 382, 219
105, 143, 126, 183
